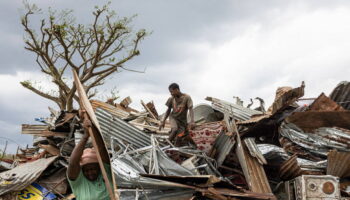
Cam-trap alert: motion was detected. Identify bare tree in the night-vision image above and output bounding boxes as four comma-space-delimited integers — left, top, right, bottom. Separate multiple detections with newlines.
20, 3, 147, 111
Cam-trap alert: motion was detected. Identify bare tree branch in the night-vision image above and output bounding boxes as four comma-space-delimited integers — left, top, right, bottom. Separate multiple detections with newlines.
21, 3, 147, 111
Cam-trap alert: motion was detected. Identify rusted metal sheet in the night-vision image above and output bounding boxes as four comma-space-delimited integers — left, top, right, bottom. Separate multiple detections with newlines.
285, 111, 350, 133
91, 100, 130, 119
236, 139, 272, 194
279, 155, 303, 180
269, 82, 305, 115
0, 156, 57, 195
189, 121, 224, 154
327, 150, 350, 178
206, 97, 262, 121
21, 124, 49, 135
308, 93, 345, 111
279, 123, 350, 157
234, 114, 272, 194
330, 81, 350, 110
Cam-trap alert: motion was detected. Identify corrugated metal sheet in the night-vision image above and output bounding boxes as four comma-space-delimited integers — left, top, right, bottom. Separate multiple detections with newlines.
235, 135, 272, 194
244, 138, 267, 165
279, 122, 350, 157
330, 81, 350, 110
206, 97, 262, 121
279, 155, 303, 180
209, 132, 235, 167
327, 150, 350, 178
0, 156, 57, 195
91, 100, 130, 119
95, 108, 151, 149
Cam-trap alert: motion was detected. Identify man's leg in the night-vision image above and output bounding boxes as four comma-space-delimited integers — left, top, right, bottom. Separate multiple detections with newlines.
168, 128, 178, 142
174, 125, 186, 146
168, 117, 179, 143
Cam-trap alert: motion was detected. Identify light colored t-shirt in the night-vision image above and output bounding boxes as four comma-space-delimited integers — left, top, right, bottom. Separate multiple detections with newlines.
68, 163, 113, 200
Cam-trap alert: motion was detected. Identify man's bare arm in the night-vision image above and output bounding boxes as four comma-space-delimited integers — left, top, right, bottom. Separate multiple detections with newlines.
67, 129, 89, 180
159, 107, 171, 130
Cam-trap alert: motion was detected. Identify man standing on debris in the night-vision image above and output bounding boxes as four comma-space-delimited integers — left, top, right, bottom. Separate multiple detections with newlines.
160, 83, 195, 145
67, 111, 112, 200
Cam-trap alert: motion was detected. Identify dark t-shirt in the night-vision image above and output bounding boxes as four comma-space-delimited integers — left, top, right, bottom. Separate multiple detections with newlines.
166, 93, 193, 128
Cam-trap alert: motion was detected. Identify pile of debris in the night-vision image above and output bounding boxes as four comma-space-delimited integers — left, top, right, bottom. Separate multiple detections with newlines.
1, 81, 350, 200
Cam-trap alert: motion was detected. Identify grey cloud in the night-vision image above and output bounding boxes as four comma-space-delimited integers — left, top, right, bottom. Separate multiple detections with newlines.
3, 0, 342, 74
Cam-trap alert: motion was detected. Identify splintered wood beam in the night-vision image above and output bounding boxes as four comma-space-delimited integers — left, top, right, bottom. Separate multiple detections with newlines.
141, 100, 158, 120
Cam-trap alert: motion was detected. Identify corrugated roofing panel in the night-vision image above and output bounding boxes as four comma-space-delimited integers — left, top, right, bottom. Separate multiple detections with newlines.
327, 150, 350, 178
0, 156, 57, 195
209, 132, 236, 166
206, 97, 262, 121
279, 122, 350, 157
330, 81, 350, 110
95, 108, 151, 149
279, 155, 303, 181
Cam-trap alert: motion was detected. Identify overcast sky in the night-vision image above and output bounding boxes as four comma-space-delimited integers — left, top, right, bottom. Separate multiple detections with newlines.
1, 0, 350, 153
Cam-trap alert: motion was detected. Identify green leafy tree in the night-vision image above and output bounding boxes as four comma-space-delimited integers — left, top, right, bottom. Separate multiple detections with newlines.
21, 3, 147, 111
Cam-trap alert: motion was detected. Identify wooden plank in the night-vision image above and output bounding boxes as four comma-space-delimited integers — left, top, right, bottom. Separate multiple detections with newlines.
141, 100, 158, 120
72, 70, 118, 200
22, 124, 48, 134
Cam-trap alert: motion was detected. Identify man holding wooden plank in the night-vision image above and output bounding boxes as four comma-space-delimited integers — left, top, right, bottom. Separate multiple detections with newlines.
67, 111, 113, 200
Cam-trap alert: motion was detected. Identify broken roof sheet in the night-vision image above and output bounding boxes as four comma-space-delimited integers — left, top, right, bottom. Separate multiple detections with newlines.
279, 122, 350, 157
0, 156, 57, 195
269, 82, 305, 115
206, 97, 262, 121
308, 93, 345, 111
330, 81, 350, 110
327, 150, 350, 178
95, 108, 152, 149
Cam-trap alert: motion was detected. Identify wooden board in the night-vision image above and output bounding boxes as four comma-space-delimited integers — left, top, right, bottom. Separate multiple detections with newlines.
72, 70, 118, 200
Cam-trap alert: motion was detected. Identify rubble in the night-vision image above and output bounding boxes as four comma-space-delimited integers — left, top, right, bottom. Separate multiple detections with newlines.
1, 80, 350, 199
